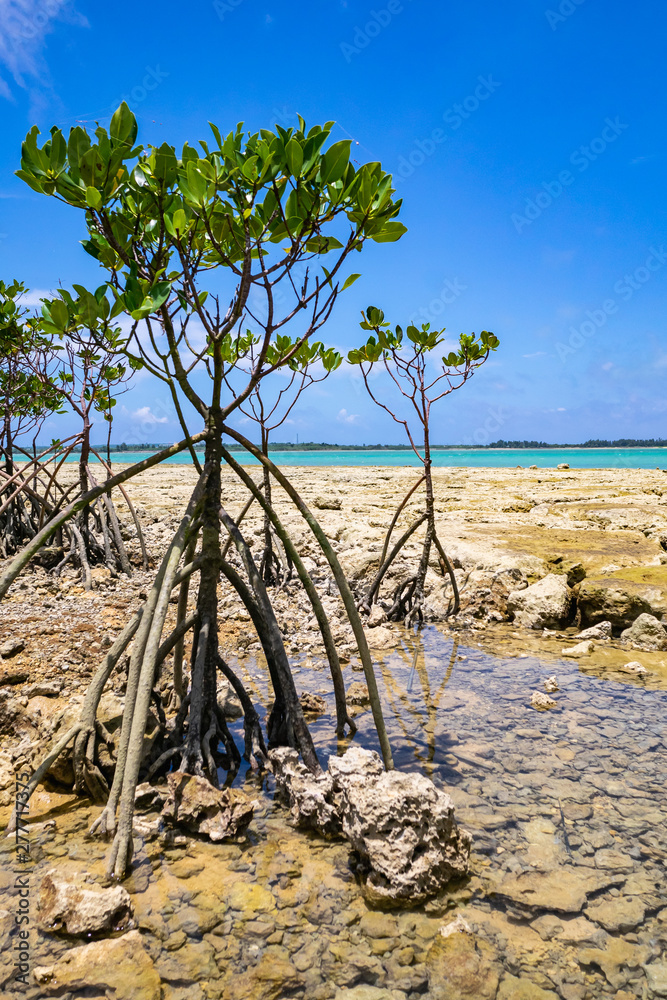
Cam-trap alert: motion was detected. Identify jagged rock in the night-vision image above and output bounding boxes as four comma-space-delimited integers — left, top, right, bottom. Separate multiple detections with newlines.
507, 574, 573, 629
576, 620, 612, 640
0, 666, 29, 685
578, 581, 654, 629
0, 639, 24, 658
34, 929, 160, 1000
426, 914, 500, 999
366, 605, 388, 627
161, 773, 254, 841
270, 745, 470, 906
620, 612, 667, 651
557, 463, 569, 470
364, 625, 396, 649
347, 681, 370, 705
645, 963, 667, 998
530, 691, 557, 711
497, 976, 559, 999
299, 692, 326, 714
561, 639, 594, 658
37, 870, 133, 936
543, 676, 559, 693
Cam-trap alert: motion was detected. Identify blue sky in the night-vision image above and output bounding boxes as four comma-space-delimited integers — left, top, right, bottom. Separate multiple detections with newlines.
1, 0, 665, 446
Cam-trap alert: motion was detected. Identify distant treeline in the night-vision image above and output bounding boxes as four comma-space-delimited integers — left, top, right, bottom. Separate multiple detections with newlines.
485, 439, 667, 449
40, 438, 667, 453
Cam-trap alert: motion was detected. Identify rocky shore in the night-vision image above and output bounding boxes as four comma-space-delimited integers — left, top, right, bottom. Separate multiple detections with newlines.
1, 462, 667, 999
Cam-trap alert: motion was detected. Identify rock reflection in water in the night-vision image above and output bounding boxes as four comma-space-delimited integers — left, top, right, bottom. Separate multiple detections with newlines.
2, 628, 666, 1000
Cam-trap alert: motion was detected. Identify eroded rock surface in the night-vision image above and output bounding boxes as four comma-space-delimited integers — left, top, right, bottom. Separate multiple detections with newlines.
620, 612, 667, 651
161, 772, 254, 841
37, 870, 133, 936
271, 745, 470, 905
508, 574, 573, 629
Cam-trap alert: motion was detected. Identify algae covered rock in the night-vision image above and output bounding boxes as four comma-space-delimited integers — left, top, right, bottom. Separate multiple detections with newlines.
620, 612, 667, 651
426, 915, 500, 999
34, 929, 161, 1000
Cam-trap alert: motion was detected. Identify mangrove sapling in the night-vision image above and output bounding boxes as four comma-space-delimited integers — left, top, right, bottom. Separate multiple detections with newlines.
39, 286, 137, 585
11, 105, 406, 874
0, 280, 66, 555
227, 335, 343, 586
349, 309, 499, 625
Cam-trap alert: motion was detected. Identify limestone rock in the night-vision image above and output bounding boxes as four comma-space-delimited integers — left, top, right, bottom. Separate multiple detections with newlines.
578, 581, 654, 629
217, 677, 243, 719
586, 896, 645, 932
576, 620, 612, 640
530, 691, 557, 711
543, 676, 559, 693
314, 494, 342, 510
270, 745, 470, 906
561, 639, 593, 658
299, 691, 326, 714
507, 574, 573, 629
426, 915, 500, 999
621, 661, 647, 675
496, 868, 624, 913
161, 773, 254, 841
620, 612, 667, 651
23, 681, 62, 698
366, 604, 388, 627
645, 963, 667, 998
347, 681, 370, 705
557, 463, 569, 470
37, 870, 133, 936
0, 666, 29, 685
0, 639, 24, 658
364, 625, 396, 649
497, 975, 560, 999
34, 929, 160, 1000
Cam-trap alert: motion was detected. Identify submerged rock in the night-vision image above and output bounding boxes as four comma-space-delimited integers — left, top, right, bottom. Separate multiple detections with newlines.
507, 574, 573, 629
37, 870, 133, 936
530, 691, 557, 711
34, 929, 160, 1000
426, 914, 500, 999
621, 661, 647, 675
496, 868, 624, 913
620, 612, 667, 651
270, 745, 470, 906
299, 691, 327, 714
561, 639, 594, 658
161, 773, 254, 842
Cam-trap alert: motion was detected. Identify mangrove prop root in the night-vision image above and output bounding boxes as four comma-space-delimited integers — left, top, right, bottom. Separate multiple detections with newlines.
361, 512, 428, 614
221, 424, 394, 771
221, 445, 355, 737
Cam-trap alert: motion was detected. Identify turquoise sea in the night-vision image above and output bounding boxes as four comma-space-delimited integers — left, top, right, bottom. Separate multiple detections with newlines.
71, 447, 667, 469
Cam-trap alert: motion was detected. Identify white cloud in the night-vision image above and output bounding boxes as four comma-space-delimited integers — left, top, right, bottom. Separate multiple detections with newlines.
522, 351, 546, 359
0, 0, 88, 100
337, 408, 360, 425
602, 361, 614, 371
132, 406, 169, 426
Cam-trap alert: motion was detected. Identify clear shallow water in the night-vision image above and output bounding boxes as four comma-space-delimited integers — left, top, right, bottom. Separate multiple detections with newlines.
67, 446, 667, 469
8, 629, 667, 999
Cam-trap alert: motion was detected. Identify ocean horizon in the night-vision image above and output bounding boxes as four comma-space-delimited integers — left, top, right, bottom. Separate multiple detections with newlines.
62, 447, 667, 470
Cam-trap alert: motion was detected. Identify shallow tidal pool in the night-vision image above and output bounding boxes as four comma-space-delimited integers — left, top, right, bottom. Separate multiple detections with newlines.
3, 627, 667, 1000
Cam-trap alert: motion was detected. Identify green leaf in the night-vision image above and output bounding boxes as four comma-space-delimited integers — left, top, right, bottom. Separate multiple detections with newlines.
85, 186, 102, 209
110, 102, 138, 148
285, 137, 303, 177
371, 221, 408, 243
341, 273, 361, 292
321, 139, 350, 183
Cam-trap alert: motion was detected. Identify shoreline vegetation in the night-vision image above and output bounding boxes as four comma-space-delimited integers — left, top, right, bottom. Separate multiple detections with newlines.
34, 437, 667, 454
